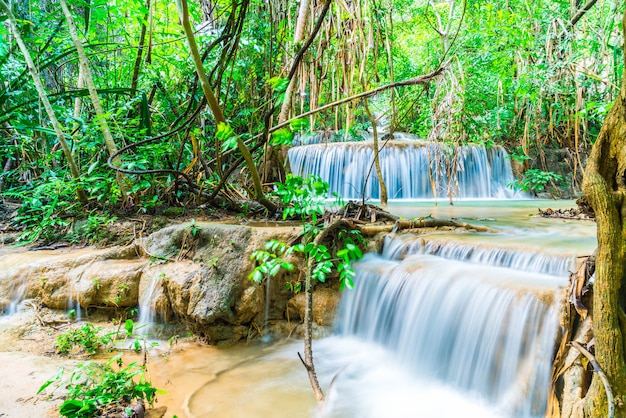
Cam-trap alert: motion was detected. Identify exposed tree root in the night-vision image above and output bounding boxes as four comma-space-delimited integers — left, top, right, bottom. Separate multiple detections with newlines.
571, 341, 615, 418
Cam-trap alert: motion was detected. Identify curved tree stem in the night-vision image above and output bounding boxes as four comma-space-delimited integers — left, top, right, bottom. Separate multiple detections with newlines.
571, 341, 615, 418
175, 0, 276, 213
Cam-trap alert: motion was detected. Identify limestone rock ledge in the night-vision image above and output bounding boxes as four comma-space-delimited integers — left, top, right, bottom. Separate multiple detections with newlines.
0, 222, 320, 345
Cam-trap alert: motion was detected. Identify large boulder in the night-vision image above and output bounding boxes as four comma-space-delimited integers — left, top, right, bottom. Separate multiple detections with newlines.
140, 222, 302, 343
287, 287, 340, 326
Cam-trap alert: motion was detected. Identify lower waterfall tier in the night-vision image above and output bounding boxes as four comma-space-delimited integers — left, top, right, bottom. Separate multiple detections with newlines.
334, 253, 563, 417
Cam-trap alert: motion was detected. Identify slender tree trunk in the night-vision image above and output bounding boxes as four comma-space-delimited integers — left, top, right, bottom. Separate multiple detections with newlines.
131, 0, 150, 91
302, 219, 352, 403
580, 9, 626, 418
277, 0, 310, 124
175, 0, 276, 213
363, 97, 388, 205
59, 0, 128, 199
304, 251, 324, 403
0, 0, 87, 203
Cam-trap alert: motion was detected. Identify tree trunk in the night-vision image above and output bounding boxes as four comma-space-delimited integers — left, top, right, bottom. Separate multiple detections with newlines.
277, 0, 310, 124
131, 0, 150, 91
0, 0, 87, 204
580, 9, 626, 417
175, 0, 276, 213
60, 0, 129, 199
363, 98, 388, 205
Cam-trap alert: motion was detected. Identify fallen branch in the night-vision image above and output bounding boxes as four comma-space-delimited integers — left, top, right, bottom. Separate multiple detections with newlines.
359, 219, 495, 236
571, 341, 615, 418
23, 301, 70, 330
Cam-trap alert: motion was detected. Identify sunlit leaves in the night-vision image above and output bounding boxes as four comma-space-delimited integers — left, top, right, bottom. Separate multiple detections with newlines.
217, 122, 238, 152
289, 117, 309, 131
248, 239, 295, 283
270, 127, 293, 146
267, 76, 289, 93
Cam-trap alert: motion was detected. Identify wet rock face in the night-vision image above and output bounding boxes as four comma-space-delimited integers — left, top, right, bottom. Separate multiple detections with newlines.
0, 222, 315, 345
141, 223, 269, 327
0, 247, 144, 311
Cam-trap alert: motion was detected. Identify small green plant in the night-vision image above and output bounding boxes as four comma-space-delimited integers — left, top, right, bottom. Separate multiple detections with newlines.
38, 354, 160, 418
56, 324, 112, 356
67, 309, 77, 321
512, 169, 565, 193
249, 175, 364, 291
509, 147, 531, 163
249, 240, 297, 282
114, 284, 130, 305
186, 218, 200, 237
274, 174, 328, 222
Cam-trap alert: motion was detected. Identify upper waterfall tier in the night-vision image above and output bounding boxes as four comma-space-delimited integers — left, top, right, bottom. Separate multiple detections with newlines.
288, 140, 522, 200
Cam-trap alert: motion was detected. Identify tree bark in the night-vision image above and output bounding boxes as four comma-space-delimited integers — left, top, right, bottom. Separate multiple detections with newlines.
303, 219, 353, 403
277, 0, 310, 124
581, 9, 626, 417
131, 0, 150, 91
0, 0, 87, 204
363, 98, 388, 205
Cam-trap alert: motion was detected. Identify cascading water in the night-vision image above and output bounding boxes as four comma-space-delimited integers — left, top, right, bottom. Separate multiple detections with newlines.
137, 274, 163, 335
6, 281, 27, 315
288, 140, 521, 200
331, 251, 563, 418
66, 291, 82, 321
382, 234, 576, 276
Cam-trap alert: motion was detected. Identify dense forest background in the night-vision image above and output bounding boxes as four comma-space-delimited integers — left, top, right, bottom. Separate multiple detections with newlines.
0, 0, 623, 242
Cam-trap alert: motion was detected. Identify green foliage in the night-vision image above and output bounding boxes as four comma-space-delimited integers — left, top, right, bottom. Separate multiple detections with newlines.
250, 175, 364, 291
1, 0, 615, 233
270, 127, 294, 146
38, 355, 159, 418
273, 174, 328, 222
217, 122, 238, 152
509, 147, 531, 163
248, 239, 296, 283
67, 214, 118, 244
186, 218, 200, 237
55, 324, 111, 356
4, 173, 78, 243
55, 319, 147, 357
512, 169, 565, 193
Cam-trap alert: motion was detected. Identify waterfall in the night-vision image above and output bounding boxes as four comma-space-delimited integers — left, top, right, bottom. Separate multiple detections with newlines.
382, 235, 576, 276
288, 141, 520, 200
66, 291, 82, 321
137, 274, 162, 335
334, 253, 563, 417
6, 281, 27, 315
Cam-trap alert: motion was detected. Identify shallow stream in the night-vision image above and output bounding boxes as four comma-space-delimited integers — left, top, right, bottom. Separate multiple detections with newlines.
148, 199, 596, 418
0, 199, 597, 418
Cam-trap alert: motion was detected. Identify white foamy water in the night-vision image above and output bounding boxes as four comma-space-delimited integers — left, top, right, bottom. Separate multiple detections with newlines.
382, 234, 576, 276
332, 253, 562, 417
288, 141, 522, 200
